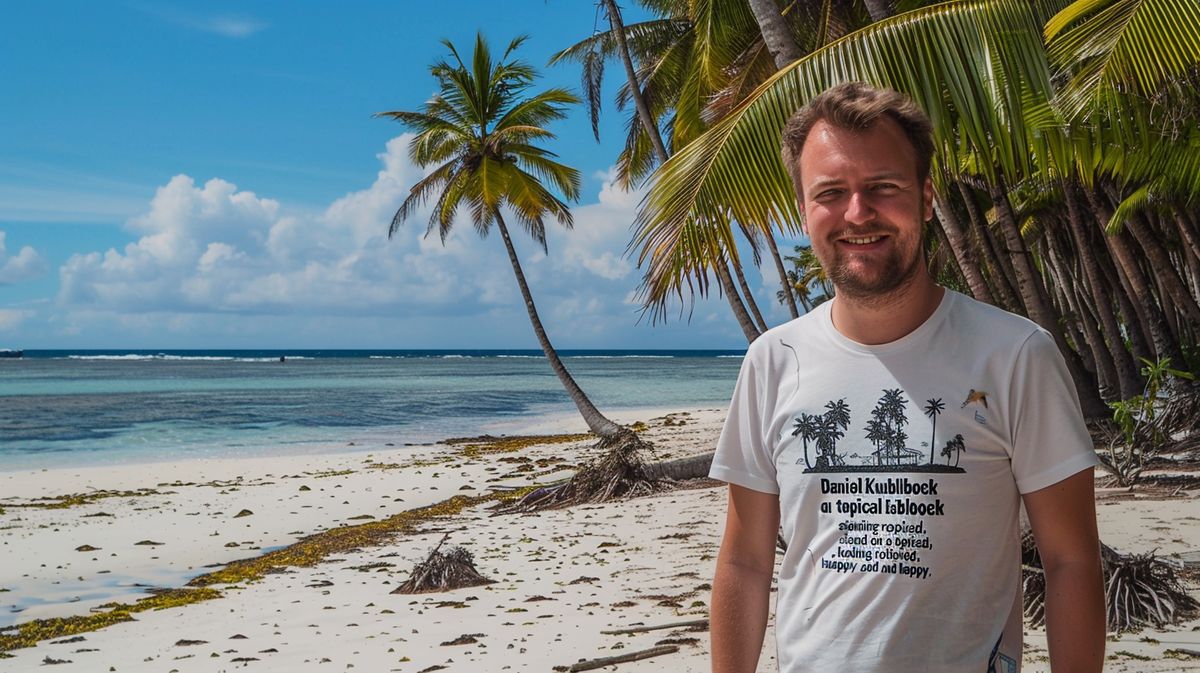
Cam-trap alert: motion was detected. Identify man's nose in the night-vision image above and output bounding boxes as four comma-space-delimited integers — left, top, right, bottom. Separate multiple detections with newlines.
844, 191, 876, 225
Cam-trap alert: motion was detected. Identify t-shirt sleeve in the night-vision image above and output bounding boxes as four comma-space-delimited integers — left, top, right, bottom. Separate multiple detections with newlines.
709, 343, 779, 495
1007, 329, 1101, 494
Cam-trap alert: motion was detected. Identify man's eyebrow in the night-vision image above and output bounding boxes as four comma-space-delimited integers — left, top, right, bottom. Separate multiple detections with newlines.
806, 177, 844, 190
864, 171, 909, 182
805, 172, 912, 191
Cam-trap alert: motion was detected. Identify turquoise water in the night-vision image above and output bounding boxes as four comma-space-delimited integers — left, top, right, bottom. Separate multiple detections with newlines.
0, 350, 742, 470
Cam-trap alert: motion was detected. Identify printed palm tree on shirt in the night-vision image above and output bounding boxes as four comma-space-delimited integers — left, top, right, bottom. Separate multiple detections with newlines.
940, 433, 966, 467
864, 418, 885, 466
923, 398, 945, 464
792, 413, 819, 469
816, 399, 851, 466
878, 389, 909, 465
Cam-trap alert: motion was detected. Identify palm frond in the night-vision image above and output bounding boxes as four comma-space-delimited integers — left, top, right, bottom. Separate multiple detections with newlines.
633, 0, 1066, 300
1046, 0, 1200, 118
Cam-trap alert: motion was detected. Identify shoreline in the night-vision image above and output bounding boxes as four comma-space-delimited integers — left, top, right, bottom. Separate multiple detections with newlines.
0, 403, 726, 475
2, 406, 1198, 671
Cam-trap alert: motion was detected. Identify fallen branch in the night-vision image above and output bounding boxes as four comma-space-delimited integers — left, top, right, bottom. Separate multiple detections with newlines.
600, 619, 708, 635
565, 645, 679, 672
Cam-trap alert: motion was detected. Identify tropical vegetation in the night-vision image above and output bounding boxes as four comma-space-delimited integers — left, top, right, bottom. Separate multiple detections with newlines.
559, 0, 1200, 427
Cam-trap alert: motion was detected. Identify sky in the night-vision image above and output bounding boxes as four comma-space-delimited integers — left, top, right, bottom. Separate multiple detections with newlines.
0, 1, 801, 350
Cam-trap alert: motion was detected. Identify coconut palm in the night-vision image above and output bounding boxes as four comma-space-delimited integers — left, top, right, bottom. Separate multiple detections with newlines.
923, 398, 945, 464
377, 33, 630, 442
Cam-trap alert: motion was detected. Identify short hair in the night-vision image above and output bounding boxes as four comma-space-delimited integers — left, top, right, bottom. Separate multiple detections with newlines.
780, 82, 934, 198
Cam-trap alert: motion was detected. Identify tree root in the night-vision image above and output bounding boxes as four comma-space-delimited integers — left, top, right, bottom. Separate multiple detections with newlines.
1022, 530, 1200, 632
494, 431, 668, 513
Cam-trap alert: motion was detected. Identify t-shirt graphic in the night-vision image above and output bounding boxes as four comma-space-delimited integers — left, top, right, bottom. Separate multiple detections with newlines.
793, 390, 966, 473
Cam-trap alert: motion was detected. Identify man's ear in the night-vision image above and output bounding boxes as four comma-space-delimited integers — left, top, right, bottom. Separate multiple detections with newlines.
922, 177, 935, 222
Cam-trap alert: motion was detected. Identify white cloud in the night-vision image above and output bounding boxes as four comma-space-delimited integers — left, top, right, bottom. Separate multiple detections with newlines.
49, 136, 752, 347
0, 232, 47, 285
0, 309, 34, 331
57, 135, 638, 321
550, 168, 639, 281
138, 6, 267, 38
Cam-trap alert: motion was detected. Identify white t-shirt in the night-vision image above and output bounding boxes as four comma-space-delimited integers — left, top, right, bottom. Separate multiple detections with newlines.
710, 289, 1099, 673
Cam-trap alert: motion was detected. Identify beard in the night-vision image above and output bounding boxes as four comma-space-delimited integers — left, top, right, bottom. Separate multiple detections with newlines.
824, 237, 924, 306
817, 203, 928, 307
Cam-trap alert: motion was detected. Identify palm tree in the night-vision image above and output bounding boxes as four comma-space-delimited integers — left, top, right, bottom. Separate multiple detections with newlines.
821, 399, 851, 465
630, 0, 1182, 417
864, 418, 885, 466
940, 433, 966, 467
377, 34, 629, 442
792, 412, 819, 468
923, 398, 945, 464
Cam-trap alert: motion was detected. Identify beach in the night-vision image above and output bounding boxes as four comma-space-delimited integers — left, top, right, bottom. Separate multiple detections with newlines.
3, 405, 1200, 672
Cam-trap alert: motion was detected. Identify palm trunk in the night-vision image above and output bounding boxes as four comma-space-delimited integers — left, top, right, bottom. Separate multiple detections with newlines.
958, 182, 1022, 312
766, 230, 800, 318
494, 212, 625, 439
1175, 211, 1200, 299
732, 256, 770, 333
989, 183, 1108, 418
1107, 227, 1187, 366
746, 0, 802, 68
715, 259, 762, 343
1046, 234, 1112, 394
1064, 182, 1143, 398
1125, 212, 1200, 326
1080, 185, 1155, 364
934, 197, 994, 303
603, 0, 669, 164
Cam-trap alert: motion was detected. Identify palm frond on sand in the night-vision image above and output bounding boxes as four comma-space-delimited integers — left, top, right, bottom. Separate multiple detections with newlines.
391, 534, 494, 594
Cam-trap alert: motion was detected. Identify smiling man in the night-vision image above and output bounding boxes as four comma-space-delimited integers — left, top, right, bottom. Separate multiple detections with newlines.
708, 83, 1104, 673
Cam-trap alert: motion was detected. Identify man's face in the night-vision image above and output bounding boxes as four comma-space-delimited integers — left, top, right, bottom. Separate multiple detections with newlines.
796, 117, 934, 303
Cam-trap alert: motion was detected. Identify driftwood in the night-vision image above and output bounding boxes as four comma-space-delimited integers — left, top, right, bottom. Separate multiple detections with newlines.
566, 645, 679, 672
600, 619, 709, 635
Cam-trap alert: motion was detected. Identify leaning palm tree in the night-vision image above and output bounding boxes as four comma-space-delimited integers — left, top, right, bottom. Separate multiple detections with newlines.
377, 34, 632, 444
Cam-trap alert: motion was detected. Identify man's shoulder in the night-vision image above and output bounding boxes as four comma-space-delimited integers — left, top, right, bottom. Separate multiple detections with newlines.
946, 290, 1044, 343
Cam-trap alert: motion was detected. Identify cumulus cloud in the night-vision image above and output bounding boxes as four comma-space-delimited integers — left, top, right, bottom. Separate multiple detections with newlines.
56, 135, 649, 333
549, 169, 640, 281
0, 232, 47, 285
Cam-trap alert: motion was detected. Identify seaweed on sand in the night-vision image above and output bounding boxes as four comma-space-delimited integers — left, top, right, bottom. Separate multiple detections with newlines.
391, 534, 494, 594
1022, 530, 1200, 632
494, 433, 666, 513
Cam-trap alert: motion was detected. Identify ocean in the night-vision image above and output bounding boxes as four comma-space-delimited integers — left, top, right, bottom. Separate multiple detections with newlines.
0, 350, 743, 471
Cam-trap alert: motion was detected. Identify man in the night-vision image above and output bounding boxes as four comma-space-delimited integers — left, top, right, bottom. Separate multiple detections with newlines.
709, 82, 1104, 673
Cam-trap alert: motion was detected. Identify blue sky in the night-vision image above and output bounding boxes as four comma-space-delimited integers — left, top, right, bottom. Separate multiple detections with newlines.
0, 1, 798, 349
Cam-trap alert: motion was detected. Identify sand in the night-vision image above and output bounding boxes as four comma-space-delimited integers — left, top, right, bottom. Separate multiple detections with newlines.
1, 406, 1198, 672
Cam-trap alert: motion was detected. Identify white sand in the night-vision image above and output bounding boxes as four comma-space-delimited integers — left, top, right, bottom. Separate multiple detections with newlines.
2, 406, 1198, 672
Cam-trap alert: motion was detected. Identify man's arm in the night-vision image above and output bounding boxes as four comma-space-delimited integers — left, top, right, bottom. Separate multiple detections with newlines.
711, 484, 780, 673
1022, 469, 1105, 673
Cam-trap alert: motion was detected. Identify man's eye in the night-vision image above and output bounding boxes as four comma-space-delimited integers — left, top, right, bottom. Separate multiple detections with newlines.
873, 183, 900, 191
815, 189, 841, 200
